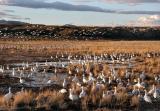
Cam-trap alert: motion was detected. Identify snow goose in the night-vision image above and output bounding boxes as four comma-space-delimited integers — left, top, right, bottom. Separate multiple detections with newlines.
47, 79, 52, 84
61, 78, 66, 88
59, 88, 67, 94
68, 68, 72, 75
12, 68, 16, 76
113, 87, 117, 96
88, 72, 95, 81
0, 66, 4, 73
54, 67, 57, 74
148, 84, 155, 94
6, 65, 9, 70
72, 74, 79, 83
20, 77, 25, 84
4, 87, 13, 102
153, 86, 159, 99
69, 88, 79, 101
79, 86, 86, 98
144, 90, 152, 103
82, 74, 88, 84
134, 78, 144, 89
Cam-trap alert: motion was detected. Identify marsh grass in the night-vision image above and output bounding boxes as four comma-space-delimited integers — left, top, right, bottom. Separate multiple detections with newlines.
36, 90, 64, 110
13, 90, 34, 108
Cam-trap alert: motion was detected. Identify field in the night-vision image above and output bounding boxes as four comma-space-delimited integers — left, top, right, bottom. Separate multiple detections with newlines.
0, 40, 160, 63
0, 40, 160, 111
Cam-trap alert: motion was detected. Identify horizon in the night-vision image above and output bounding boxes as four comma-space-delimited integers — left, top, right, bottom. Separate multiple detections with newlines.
0, 0, 160, 26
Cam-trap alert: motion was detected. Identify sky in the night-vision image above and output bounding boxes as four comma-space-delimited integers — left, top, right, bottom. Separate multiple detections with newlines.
0, 0, 160, 26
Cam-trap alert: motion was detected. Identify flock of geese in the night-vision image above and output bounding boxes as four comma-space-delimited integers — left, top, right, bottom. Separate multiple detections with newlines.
0, 52, 160, 109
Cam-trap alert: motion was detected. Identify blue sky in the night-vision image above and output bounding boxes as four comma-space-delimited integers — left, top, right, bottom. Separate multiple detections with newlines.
0, 0, 160, 26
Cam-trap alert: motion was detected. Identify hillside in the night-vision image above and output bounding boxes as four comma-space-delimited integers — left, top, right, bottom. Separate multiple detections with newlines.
0, 24, 159, 40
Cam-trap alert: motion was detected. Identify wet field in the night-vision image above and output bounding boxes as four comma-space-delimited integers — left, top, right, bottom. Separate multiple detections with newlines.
0, 41, 159, 111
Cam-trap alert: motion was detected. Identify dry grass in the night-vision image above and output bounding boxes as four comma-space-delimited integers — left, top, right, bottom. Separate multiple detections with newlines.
0, 40, 159, 55
13, 90, 34, 108
36, 90, 65, 110
130, 96, 140, 107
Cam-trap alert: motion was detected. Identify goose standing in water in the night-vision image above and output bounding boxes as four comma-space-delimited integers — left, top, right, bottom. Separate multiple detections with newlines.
47, 79, 52, 84
59, 78, 67, 94
153, 86, 159, 99
79, 86, 86, 98
144, 90, 152, 103
0, 66, 4, 73
148, 84, 155, 94
4, 87, 13, 103
69, 88, 79, 101
63, 78, 67, 88
6, 65, 9, 70
72, 74, 79, 83
82, 74, 88, 84
12, 68, 16, 76
20, 77, 25, 84
134, 78, 144, 89
68, 68, 72, 75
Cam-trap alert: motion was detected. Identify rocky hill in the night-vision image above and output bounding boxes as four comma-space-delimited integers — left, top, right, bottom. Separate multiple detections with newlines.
0, 23, 159, 40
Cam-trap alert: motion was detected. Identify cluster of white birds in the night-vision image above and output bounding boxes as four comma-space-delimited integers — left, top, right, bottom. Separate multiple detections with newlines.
0, 52, 160, 108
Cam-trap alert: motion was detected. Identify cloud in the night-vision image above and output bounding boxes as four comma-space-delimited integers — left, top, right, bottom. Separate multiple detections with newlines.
101, 0, 160, 3
138, 15, 160, 25
119, 11, 160, 15
0, 0, 160, 15
0, 11, 14, 18
1, 0, 114, 13
0, 10, 29, 20
128, 15, 160, 26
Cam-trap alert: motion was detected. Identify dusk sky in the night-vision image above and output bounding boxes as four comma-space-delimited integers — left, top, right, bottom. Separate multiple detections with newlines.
0, 0, 160, 26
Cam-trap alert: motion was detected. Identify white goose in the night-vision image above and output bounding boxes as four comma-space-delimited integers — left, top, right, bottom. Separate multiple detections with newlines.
79, 86, 86, 98
36, 62, 39, 68
68, 68, 72, 75
114, 86, 117, 96
54, 67, 57, 74
4, 87, 13, 102
148, 84, 155, 94
63, 78, 67, 88
82, 74, 88, 84
45, 60, 48, 66
47, 79, 52, 84
18, 67, 20, 72
12, 68, 16, 76
134, 78, 144, 89
26, 62, 29, 68
153, 87, 159, 99
69, 88, 79, 101
72, 74, 79, 83
20, 77, 25, 84
88, 72, 95, 81
59, 88, 67, 94
144, 90, 152, 103
20, 70, 24, 77
102, 91, 107, 98
6, 65, 9, 70
0, 66, 4, 73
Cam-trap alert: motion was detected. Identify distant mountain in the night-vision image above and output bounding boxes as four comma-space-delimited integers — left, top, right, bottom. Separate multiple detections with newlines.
0, 20, 26, 25
64, 24, 77, 27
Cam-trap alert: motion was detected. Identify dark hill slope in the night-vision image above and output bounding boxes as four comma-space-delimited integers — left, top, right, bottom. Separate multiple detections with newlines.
0, 24, 159, 40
